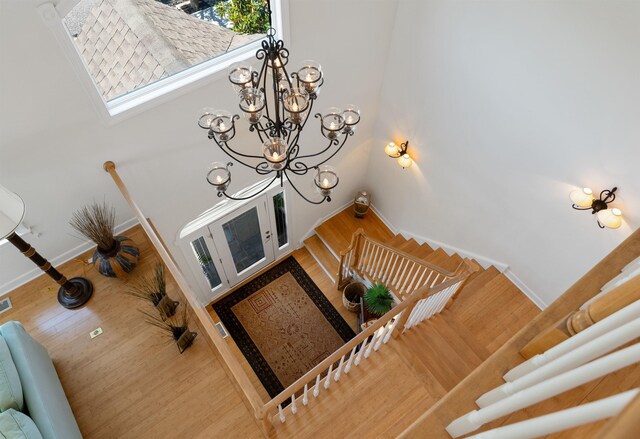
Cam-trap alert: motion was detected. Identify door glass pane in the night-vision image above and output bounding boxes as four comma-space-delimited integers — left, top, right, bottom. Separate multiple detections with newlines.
191, 237, 222, 290
222, 207, 265, 273
273, 192, 288, 248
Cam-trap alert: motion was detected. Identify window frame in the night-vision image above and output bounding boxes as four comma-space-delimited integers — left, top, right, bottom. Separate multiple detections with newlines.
38, 0, 289, 125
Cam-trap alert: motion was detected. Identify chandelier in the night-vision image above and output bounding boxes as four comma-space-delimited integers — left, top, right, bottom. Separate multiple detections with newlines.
198, 28, 360, 204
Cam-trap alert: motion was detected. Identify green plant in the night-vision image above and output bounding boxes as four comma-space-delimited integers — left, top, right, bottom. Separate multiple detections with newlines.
215, 0, 270, 34
364, 283, 394, 316
69, 201, 116, 252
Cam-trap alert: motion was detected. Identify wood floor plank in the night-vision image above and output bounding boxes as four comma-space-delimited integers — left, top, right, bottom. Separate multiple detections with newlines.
0, 226, 262, 439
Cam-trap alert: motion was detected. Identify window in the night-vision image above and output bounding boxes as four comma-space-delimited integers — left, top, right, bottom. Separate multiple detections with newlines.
60, 0, 280, 115
272, 191, 288, 248
190, 236, 222, 290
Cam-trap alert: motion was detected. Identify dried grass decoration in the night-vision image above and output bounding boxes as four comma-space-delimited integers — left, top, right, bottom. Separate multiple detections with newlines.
127, 264, 178, 320
142, 306, 197, 353
70, 201, 139, 277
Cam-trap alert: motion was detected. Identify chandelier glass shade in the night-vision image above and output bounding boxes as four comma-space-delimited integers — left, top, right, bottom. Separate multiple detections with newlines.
198, 28, 360, 204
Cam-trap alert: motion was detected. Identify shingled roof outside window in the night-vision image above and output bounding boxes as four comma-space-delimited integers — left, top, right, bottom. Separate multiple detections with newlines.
64, 0, 265, 101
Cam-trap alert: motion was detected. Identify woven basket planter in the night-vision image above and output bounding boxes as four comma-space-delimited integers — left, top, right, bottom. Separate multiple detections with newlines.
343, 282, 366, 313
92, 235, 140, 277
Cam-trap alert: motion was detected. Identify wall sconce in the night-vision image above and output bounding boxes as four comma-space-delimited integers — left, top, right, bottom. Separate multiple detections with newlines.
384, 141, 413, 168
570, 186, 622, 229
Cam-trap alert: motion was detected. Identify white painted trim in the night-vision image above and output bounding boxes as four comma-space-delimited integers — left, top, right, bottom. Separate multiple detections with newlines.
398, 228, 509, 272
0, 217, 139, 298
369, 203, 398, 234
299, 200, 353, 244
395, 227, 544, 308
303, 241, 336, 283
503, 268, 547, 310
45, 1, 289, 124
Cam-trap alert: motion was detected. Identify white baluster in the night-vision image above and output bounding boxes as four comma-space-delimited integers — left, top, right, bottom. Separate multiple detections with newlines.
290, 395, 297, 414
365, 328, 384, 358
383, 315, 400, 343
334, 355, 345, 381
375, 320, 394, 350
394, 260, 410, 290
478, 317, 640, 407
382, 254, 398, 284
313, 374, 321, 397
505, 299, 640, 381
399, 262, 417, 294
302, 384, 309, 406
369, 246, 382, 276
278, 404, 285, 423
344, 345, 357, 374
355, 338, 367, 366
421, 271, 434, 289
405, 266, 423, 296
378, 249, 390, 282
323, 364, 333, 389
467, 389, 639, 439
358, 241, 369, 271
446, 343, 640, 438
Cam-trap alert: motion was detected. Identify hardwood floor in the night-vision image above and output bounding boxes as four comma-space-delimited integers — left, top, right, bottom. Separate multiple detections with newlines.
0, 226, 261, 439
0, 206, 544, 439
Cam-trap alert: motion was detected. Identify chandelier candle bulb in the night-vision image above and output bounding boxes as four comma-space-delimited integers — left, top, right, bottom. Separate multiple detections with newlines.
315, 165, 339, 200
228, 62, 254, 92
206, 162, 232, 194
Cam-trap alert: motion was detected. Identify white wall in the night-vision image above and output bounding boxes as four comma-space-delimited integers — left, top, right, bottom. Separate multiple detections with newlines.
0, 0, 397, 294
365, 0, 640, 307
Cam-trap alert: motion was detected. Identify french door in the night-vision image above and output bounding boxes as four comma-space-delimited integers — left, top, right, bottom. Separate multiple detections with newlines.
180, 185, 291, 304
209, 198, 274, 286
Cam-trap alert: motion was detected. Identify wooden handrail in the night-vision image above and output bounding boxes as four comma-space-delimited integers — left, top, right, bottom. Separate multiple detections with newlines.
263, 264, 476, 413
594, 392, 640, 439
356, 232, 460, 278
103, 162, 267, 423
520, 273, 640, 358
399, 227, 640, 438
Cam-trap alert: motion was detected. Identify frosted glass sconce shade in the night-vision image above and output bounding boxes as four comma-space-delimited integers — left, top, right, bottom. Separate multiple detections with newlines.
0, 184, 25, 239
569, 187, 595, 208
596, 208, 622, 229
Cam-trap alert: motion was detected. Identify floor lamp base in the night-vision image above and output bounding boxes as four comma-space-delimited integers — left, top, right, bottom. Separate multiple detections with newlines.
57, 277, 94, 309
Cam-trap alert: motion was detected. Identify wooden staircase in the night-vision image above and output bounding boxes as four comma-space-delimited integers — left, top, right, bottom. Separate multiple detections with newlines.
303, 207, 534, 328
264, 208, 539, 438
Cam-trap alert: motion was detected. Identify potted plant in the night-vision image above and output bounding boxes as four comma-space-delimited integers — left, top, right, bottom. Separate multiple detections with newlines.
127, 264, 178, 320
142, 306, 197, 353
70, 201, 139, 277
364, 283, 394, 317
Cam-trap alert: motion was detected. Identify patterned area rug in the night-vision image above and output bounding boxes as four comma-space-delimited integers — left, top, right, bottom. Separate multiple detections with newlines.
212, 256, 355, 398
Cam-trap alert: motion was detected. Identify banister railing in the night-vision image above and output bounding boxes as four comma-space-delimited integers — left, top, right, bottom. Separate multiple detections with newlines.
262, 262, 477, 426
103, 162, 269, 432
398, 227, 640, 439
337, 229, 463, 300
105, 161, 480, 436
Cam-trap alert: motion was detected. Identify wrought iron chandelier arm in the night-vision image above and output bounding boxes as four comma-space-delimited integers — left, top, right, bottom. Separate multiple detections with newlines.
307, 133, 350, 168
293, 135, 340, 161
571, 204, 594, 211
213, 138, 264, 169
219, 174, 279, 201
283, 170, 328, 205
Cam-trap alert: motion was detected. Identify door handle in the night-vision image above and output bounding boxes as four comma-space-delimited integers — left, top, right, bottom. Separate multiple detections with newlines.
265, 231, 271, 241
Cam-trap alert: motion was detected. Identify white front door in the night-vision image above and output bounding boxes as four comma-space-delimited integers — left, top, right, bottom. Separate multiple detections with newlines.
208, 197, 275, 286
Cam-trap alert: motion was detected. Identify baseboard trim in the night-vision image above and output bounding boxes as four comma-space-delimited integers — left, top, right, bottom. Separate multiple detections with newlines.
0, 217, 139, 297
370, 203, 399, 235
398, 228, 509, 272
503, 268, 547, 310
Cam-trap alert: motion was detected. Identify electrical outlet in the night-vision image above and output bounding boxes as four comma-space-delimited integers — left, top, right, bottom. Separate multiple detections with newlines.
90, 327, 103, 339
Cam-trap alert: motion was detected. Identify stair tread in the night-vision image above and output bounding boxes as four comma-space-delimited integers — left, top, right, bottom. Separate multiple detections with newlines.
457, 273, 540, 354
424, 248, 464, 272
388, 234, 408, 248
413, 243, 435, 259
397, 238, 421, 255
304, 235, 339, 282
